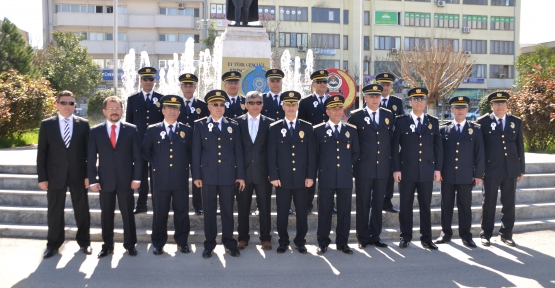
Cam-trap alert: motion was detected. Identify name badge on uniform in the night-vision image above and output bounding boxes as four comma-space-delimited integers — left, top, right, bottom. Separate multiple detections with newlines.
225, 102, 230, 108
160, 131, 166, 139
281, 128, 287, 137
364, 117, 370, 125
313, 101, 318, 108
326, 129, 332, 137
410, 124, 416, 133
491, 122, 496, 131
208, 122, 214, 132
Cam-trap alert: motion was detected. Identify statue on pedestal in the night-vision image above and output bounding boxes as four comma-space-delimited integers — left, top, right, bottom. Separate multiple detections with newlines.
226, 0, 259, 27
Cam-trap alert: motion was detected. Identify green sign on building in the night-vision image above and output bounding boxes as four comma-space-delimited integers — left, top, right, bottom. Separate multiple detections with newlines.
375, 11, 399, 25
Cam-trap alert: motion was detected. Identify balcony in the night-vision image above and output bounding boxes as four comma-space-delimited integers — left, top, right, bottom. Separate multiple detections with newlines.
54, 12, 127, 27
54, 13, 198, 29
81, 41, 202, 55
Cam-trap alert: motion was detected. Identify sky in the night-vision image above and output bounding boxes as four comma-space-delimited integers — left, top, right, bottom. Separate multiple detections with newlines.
0, 0, 554, 48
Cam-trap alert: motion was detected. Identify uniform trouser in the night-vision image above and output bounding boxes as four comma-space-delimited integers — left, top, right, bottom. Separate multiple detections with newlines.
276, 187, 308, 246
100, 189, 136, 250
202, 185, 237, 250
383, 172, 395, 209
317, 188, 351, 247
190, 171, 202, 211
46, 183, 90, 249
440, 182, 473, 241
237, 182, 272, 243
307, 182, 316, 210
355, 177, 387, 244
151, 189, 190, 248
399, 181, 433, 242
480, 177, 517, 239
135, 159, 152, 209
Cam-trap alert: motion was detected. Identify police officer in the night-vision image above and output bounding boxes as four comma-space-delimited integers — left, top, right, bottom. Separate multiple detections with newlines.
314, 96, 359, 255
222, 71, 247, 118
177, 73, 209, 215
262, 69, 285, 121
375, 72, 405, 214
141, 95, 193, 255
392, 87, 442, 250
435, 96, 485, 248
477, 91, 525, 247
126, 67, 164, 214
348, 84, 395, 249
268, 91, 316, 254
192, 90, 245, 258
298, 69, 331, 214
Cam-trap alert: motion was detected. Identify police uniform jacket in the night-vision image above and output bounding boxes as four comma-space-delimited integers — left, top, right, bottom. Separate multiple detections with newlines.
177, 98, 209, 129
262, 92, 285, 121
298, 94, 329, 125
141, 122, 192, 190
314, 122, 360, 189
223, 96, 247, 119
440, 121, 485, 184
268, 119, 317, 189
125, 91, 164, 142
348, 107, 395, 179
382, 95, 405, 117
192, 117, 245, 185
477, 113, 525, 178
391, 114, 443, 182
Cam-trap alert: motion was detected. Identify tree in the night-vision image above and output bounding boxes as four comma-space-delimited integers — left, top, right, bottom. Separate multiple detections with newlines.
201, 21, 218, 52
260, 18, 286, 69
87, 89, 114, 123
515, 45, 555, 87
0, 18, 38, 77
38, 31, 101, 99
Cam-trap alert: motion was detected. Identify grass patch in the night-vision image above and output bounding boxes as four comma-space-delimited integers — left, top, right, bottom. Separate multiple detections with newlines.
0, 129, 39, 148
524, 143, 555, 154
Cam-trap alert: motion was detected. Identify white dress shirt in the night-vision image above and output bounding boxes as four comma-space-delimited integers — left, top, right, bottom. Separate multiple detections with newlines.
494, 114, 507, 131
327, 120, 342, 133
365, 107, 380, 125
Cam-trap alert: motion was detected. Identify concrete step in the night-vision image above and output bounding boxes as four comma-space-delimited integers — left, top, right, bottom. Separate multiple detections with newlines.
1, 187, 555, 212
1, 218, 554, 243
1, 202, 554, 231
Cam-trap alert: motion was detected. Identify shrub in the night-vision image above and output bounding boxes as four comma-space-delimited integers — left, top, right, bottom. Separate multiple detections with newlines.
87, 89, 115, 123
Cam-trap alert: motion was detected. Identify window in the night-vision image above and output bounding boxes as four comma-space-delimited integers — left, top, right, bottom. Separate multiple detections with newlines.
343, 61, 349, 71
160, 7, 178, 15
434, 38, 459, 52
92, 59, 104, 69
490, 17, 515, 31
105, 59, 115, 69
106, 6, 114, 13
179, 8, 200, 17
470, 64, 487, 78
462, 40, 487, 54
89, 32, 104, 41
374, 61, 398, 75
268, 32, 276, 47
374, 36, 401, 50
312, 8, 340, 23
434, 14, 460, 28
405, 0, 430, 2
106, 33, 127, 41
117, 6, 127, 14
178, 34, 199, 43
343, 35, 348, 50
404, 37, 431, 51
56, 4, 86, 13
280, 7, 308, 22
463, 0, 487, 4
210, 4, 227, 19
490, 65, 514, 78
434, 0, 459, 3
404, 12, 431, 27
364, 11, 370, 25
159, 34, 177, 42
490, 41, 514, 55
343, 10, 349, 24
491, 0, 515, 6
279, 33, 308, 47
364, 36, 370, 50
258, 6, 276, 20
311, 34, 340, 49
73, 32, 87, 40
159, 60, 167, 70
89, 5, 103, 13
462, 15, 487, 30
316, 60, 340, 70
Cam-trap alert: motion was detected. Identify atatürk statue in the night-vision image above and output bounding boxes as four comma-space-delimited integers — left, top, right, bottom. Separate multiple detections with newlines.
226, 0, 259, 26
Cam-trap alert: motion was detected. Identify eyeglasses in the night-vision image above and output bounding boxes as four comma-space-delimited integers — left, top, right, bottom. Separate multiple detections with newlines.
247, 101, 263, 105
58, 101, 75, 106
105, 108, 122, 111
411, 97, 427, 102
141, 78, 155, 82
209, 103, 226, 107
315, 80, 328, 84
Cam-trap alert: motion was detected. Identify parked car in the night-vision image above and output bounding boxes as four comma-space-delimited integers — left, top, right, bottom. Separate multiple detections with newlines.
466, 107, 480, 121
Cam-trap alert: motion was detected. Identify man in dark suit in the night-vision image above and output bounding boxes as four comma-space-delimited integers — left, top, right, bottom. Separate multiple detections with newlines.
234, 91, 274, 250
434, 96, 485, 248
314, 96, 359, 255
348, 84, 395, 249
142, 95, 193, 255
374, 73, 405, 214
125, 67, 164, 214
477, 91, 525, 247
192, 90, 245, 258
37, 90, 92, 258
298, 70, 330, 214
88, 96, 142, 257
262, 69, 285, 122
177, 73, 208, 215
222, 71, 247, 119
392, 87, 443, 250
268, 91, 316, 254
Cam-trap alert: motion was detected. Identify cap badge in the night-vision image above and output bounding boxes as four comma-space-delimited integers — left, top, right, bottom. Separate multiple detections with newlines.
334, 96, 339, 101
171, 97, 177, 102
497, 93, 502, 97
458, 96, 463, 101
216, 91, 221, 96
384, 73, 388, 77
320, 70, 324, 74
289, 92, 294, 97
373, 86, 378, 90
272, 69, 277, 73
186, 74, 191, 78
231, 72, 235, 76
146, 68, 151, 72
416, 89, 421, 93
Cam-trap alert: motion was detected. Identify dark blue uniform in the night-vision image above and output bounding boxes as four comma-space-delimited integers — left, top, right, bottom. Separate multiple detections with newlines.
348, 107, 395, 244
392, 114, 443, 243
142, 121, 193, 250
314, 122, 359, 248
223, 96, 247, 119
262, 92, 284, 121
268, 119, 316, 247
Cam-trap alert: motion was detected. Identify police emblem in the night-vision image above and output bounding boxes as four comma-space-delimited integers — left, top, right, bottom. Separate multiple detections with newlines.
241, 104, 245, 110
231, 72, 235, 76
146, 68, 151, 72
186, 74, 191, 78
416, 89, 421, 93
196, 108, 201, 114
156, 102, 160, 108
428, 123, 432, 130
510, 122, 515, 129
320, 70, 324, 75
392, 105, 397, 111
216, 91, 221, 96
180, 131, 185, 138
458, 96, 463, 101
299, 131, 305, 138
345, 131, 350, 138
227, 126, 233, 133
373, 86, 378, 90
497, 93, 502, 97
468, 128, 473, 135
385, 118, 390, 125
384, 73, 388, 77
289, 92, 294, 97
272, 69, 277, 73
171, 97, 177, 102
334, 96, 339, 101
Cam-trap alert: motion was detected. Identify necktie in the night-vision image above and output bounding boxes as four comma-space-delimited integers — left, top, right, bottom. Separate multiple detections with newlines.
334, 124, 340, 139
289, 121, 294, 138
110, 124, 117, 148
497, 118, 503, 132
214, 122, 220, 135
146, 93, 151, 108
319, 96, 324, 105
250, 118, 257, 143
231, 98, 236, 106
186, 100, 191, 115
381, 99, 387, 108
456, 123, 461, 137
168, 125, 174, 141
416, 117, 422, 134
63, 118, 70, 148
274, 95, 279, 107
372, 112, 378, 129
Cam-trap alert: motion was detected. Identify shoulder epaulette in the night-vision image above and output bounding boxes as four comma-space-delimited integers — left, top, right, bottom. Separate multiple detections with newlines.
440, 121, 450, 126
313, 122, 326, 129
391, 95, 403, 101
379, 107, 392, 113
346, 123, 357, 129
477, 114, 489, 121
427, 114, 438, 120
226, 117, 237, 123
299, 119, 312, 125
350, 108, 363, 114
148, 123, 158, 128
396, 114, 409, 118
178, 122, 190, 128
270, 120, 282, 127
469, 121, 480, 127
195, 116, 208, 123
262, 115, 275, 122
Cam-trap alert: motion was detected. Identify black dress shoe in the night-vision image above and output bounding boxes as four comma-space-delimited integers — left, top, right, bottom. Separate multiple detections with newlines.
358, 242, 369, 249
153, 247, 164, 255
202, 249, 213, 258
43, 248, 58, 258
98, 249, 113, 258
481, 238, 491, 246
178, 245, 191, 253
462, 239, 477, 248
134, 207, 147, 214
225, 248, 241, 257
288, 208, 295, 215
369, 240, 388, 248
399, 239, 410, 248
316, 246, 327, 254
126, 247, 137, 256
295, 245, 307, 254
383, 207, 400, 213
82, 246, 93, 255
337, 245, 354, 254
195, 209, 203, 215
421, 241, 438, 250
434, 236, 451, 244
277, 245, 288, 254
500, 236, 516, 247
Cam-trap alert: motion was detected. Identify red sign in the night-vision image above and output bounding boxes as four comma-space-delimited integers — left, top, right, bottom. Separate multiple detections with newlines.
326, 68, 357, 109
